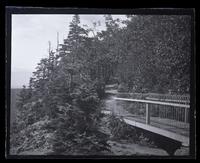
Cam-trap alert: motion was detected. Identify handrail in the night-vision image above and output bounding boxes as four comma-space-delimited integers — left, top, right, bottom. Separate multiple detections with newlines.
113, 97, 190, 124
145, 97, 189, 104
113, 97, 190, 108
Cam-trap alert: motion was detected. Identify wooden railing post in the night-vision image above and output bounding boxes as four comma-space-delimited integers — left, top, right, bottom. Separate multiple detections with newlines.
146, 103, 150, 124
184, 107, 187, 123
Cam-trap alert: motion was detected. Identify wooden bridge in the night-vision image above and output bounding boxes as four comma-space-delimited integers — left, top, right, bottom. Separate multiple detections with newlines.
103, 86, 190, 148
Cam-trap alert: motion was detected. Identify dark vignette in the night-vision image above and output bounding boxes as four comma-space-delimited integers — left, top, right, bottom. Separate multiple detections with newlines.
5, 7, 196, 159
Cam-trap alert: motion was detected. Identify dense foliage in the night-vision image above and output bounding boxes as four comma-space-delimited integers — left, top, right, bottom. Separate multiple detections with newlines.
110, 15, 190, 94
11, 14, 190, 155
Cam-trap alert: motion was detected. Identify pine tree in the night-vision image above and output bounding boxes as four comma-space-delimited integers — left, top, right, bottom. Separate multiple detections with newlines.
47, 15, 110, 154
63, 15, 87, 62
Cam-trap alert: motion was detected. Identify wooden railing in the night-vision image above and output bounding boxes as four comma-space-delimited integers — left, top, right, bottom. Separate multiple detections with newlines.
113, 97, 190, 126
121, 93, 189, 102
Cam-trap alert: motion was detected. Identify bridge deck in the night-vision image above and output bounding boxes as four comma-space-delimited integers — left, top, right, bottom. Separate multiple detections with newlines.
115, 114, 189, 137
102, 93, 190, 146
102, 110, 189, 146
123, 118, 189, 146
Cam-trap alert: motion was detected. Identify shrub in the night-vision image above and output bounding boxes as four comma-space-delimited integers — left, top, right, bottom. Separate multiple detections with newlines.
108, 115, 138, 142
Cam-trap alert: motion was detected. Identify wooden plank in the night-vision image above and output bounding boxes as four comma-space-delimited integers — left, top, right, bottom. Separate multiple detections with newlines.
184, 108, 188, 123
145, 97, 190, 104
125, 116, 189, 136
123, 118, 189, 146
113, 97, 190, 108
146, 103, 150, 124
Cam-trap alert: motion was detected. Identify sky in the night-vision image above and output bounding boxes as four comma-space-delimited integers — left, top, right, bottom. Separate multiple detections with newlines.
11, 14, 128, 88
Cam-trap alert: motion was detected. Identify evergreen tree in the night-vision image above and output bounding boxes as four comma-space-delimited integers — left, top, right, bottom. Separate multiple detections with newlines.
45, 15, 110, 154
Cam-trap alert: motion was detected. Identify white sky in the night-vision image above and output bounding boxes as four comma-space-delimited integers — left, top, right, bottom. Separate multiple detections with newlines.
11, 14, 128, 88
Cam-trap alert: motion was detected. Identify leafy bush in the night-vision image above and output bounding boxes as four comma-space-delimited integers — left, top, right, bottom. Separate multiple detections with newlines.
108, 115, 138, 142
108, 115, 156, 148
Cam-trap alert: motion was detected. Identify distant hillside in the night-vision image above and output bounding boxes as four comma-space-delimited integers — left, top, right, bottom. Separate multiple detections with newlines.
10, 88, 22, 126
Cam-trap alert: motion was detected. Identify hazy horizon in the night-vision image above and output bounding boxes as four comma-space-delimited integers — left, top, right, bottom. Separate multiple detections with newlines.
11, 14, 128, 89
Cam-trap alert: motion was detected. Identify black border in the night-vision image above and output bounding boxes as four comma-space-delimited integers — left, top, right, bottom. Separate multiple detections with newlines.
5, 7, 196, 159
